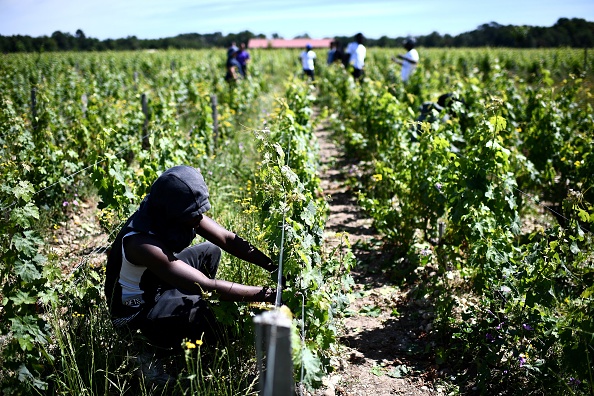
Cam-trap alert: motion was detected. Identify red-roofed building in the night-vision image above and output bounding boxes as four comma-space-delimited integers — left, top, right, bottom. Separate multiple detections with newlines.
248, 38, 333, 49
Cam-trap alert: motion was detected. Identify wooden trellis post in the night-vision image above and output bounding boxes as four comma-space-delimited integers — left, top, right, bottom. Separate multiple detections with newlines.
210, 94, 219, 147
141, 93, 150, 150
254, 309, 294, 396
31, 87, 38, 131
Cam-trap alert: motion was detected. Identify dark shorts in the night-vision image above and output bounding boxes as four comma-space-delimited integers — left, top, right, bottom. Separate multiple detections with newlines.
353, 68, 364, 80
138, 288, 221, 349
134, 242, 224, 349
303, 69, 315, 80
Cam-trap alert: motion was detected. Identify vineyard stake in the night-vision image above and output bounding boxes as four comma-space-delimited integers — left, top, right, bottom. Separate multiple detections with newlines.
254, 310, 294, 396
31, 87, 38, 132
141, 93, 150, 150
211, 94, 219, 148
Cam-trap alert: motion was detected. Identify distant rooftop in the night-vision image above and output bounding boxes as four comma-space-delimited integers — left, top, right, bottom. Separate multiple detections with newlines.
248, 38, 333, 49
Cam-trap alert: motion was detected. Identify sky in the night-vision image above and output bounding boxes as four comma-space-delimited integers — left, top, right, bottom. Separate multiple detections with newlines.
1, 0, 594, 41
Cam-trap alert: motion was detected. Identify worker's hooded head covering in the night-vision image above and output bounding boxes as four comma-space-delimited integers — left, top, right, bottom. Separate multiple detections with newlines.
129, 165, 211, 252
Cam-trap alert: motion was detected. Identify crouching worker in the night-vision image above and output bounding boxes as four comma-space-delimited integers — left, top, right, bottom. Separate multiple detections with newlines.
105, 165, 279, 350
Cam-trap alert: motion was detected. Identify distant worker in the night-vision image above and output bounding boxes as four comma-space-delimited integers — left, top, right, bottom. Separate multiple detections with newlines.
236, 42, 251, 77
227, 41, 238, 58
342, 38, 354, 68
345, 33, 366, 81
333, 41, 344, 66
392, 37, 419, 83
225, 48, 242, 82
413, 93, 466, 144
300, 43, 317, 80
327, 41, 337, 65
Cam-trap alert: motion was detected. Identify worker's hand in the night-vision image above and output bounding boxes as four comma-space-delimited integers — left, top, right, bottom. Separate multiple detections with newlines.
264, 288, 277, 303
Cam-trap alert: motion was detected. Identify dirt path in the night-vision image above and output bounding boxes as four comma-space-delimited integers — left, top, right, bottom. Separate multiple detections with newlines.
315, 116, 440, 396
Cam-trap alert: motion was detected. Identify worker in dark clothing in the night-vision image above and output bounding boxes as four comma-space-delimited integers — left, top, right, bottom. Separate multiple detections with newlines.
105, 166, 279, 350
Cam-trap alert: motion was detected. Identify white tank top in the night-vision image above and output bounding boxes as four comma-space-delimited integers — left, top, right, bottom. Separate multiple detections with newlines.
119, 231, 148, 307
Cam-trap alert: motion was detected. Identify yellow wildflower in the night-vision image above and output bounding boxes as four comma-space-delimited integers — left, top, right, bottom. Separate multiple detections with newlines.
186, 341, 196, 349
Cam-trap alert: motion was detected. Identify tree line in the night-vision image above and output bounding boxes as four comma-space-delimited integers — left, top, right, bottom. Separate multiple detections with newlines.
1, 18, 592, 53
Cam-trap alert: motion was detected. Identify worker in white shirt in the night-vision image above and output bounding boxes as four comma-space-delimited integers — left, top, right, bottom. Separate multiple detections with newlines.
300, 43, 317, 80
345, 33, 366, 81
393, 38, 419, 83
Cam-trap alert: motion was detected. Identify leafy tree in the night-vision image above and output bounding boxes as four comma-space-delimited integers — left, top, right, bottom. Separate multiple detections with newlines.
1, 18, 593, 53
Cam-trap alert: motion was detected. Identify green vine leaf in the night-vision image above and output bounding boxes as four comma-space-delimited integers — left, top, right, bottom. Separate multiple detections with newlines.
13, 180, 35, 202
10, 202, 40, 228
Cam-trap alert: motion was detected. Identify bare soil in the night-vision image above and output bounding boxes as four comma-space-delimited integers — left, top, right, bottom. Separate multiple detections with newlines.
314, 118, 443, 396
49, 199, 109, 275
